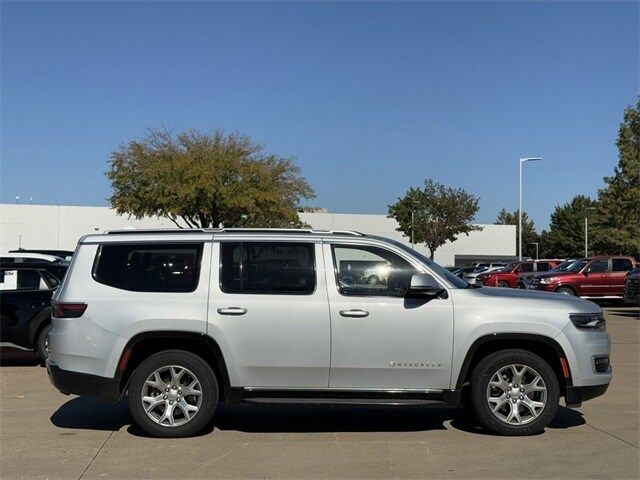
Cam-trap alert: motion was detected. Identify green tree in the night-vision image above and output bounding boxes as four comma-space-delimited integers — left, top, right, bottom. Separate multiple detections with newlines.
539, 195, 597, 258
494, 208, 538, 259
107, 129, 315, 228
388, 180, 481, 259
591, 98, 640, 257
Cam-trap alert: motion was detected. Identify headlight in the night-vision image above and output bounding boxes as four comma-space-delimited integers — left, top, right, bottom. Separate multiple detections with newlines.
570, 313, 606, 331
539, 278, 551, 284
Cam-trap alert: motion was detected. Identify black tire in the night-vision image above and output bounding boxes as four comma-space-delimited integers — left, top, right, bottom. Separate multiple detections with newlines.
36, 323, 52, 363
367, 275, 380, 285
129, 350, 218, 438
497, 281, 510, 288
555, 286, 576, 296
470, 349, 559, 436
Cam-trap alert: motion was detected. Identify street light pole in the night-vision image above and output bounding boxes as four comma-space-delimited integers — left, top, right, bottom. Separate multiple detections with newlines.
584, 206, 596, 257
518, 157, 542, 260
411, 210, 415, 249
530, 242, 539, 260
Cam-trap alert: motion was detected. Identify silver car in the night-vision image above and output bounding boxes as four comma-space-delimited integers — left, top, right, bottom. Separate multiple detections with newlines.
47, 229, 611, 438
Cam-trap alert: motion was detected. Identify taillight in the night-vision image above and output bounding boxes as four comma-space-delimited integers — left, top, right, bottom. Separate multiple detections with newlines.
53, 302, 87, 318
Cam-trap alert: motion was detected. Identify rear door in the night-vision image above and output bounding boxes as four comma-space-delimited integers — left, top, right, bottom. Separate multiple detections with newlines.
610, 258, 634, 295
324, 241, 454, 390
209, 240, 330, 388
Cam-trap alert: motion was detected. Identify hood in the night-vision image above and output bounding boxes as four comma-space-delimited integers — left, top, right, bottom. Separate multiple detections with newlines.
474, 285, 598, 311
533, 271, 578, 280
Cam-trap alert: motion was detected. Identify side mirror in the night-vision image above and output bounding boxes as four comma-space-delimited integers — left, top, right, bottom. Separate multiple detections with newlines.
407, 273, 446, 299
583, 268, 591, 276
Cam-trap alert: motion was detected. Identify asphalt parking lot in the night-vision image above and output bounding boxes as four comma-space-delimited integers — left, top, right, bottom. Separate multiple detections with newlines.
1, 303, 638, 480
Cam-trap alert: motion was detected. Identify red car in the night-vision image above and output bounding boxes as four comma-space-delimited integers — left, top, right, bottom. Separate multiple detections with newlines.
476, 259, 563, 288
529, 256, 637, 297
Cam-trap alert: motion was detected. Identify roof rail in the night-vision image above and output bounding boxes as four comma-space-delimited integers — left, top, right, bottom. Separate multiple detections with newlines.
104, 227, 363, 236
105, 228, 208, 235
215, 228, 363, 236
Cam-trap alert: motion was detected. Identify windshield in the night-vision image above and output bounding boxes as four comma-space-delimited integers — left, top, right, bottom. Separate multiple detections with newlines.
391, 241, 469, 288
566, 259, 589, 272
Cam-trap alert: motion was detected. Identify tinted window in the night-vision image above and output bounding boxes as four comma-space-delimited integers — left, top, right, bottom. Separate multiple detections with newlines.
536, 262, 551, 272
332, 244, 417, 297
220, 242, 315, 294
519, 263, 534, 272
0, 269, 48, 291
94, 243, 202, 292
612, 259, 633, 272
588, 259, 609, 273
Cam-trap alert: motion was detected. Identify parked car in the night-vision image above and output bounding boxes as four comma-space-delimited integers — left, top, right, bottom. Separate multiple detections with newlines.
623, 267, 640, 305
9, 248, 74, 261
530, 256, 636, 297
453, 266, 479, 278
477, 260, 563, 288
1, 260, 68, 361
468, 261, 508, 269
463, 265, 505, 285
48, 228, 611, 438
517, 259, 580, 289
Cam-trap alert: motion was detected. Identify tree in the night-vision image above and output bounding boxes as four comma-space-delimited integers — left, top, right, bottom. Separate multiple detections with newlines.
107, 129, 315, 228
494, 208, 538, 259
591, 98, 640, 257
539, 195, 597, 258
388, 180, 481, 259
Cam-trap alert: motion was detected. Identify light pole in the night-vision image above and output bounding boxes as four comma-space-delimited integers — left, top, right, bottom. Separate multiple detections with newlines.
411, 210, 415, 249
584, 206, 596, 257
530, 242, 539, 260
518, 157, 542, 260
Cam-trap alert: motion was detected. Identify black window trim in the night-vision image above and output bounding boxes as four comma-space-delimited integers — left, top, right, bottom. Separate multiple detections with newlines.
92, 242, 204, 293
218, 240, 317, 296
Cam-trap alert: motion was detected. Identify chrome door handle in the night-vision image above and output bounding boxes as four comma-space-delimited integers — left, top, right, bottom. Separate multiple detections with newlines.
217, 307, 247, 316
339, 309, 369, 318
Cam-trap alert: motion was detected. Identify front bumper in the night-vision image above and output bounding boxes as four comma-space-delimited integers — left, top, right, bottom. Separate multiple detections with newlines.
565, 383, 609, 407
47, 360, 121, 403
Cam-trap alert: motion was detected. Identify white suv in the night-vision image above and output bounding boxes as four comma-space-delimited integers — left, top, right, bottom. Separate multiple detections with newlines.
48, 229, 612, 437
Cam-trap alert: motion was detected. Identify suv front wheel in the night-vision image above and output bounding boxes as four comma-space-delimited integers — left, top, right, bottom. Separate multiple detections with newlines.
470, 349, 559, 436
129, 350, 218, 438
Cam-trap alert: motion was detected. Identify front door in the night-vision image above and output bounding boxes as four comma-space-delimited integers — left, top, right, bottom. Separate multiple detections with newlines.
209, 240, 331, 388
581, 259, 610, 296
324, 242, 454, 390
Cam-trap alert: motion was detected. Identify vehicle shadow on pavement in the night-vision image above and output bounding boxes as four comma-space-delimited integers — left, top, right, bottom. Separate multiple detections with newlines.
606, 308, 639, 319
50, 398, 585, 437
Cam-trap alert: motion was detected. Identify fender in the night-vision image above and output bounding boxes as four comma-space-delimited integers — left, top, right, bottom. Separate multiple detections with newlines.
28, 306, 53, 347
118, 330, 231, 394
454, 332, 569, 391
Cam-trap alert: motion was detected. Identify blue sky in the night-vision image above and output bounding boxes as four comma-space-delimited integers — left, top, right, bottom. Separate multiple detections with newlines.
1, 1, 637, 230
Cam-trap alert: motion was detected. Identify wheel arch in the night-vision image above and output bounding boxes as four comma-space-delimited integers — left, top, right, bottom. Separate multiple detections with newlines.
117, 331, 231, 401
28, 306, 53, 349
455, 333, 572, 392
553, 284, 578, 295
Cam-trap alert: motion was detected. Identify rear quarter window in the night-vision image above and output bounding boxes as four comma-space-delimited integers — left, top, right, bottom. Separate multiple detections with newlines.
93, 243, 203, 292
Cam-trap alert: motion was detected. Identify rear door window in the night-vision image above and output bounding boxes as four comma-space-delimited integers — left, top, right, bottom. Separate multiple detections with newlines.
93, 243, 203, 292
0, 269, 48, 291
535, 262, 551, 272
220, 242, 315, 295
612, 259, 633, 272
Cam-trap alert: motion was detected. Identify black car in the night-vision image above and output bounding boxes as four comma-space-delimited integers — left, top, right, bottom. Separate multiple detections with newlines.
0, 261, 68, 361
624, 267, 640, 305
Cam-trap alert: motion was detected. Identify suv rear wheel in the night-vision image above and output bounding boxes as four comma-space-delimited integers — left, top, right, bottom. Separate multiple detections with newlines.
36, 323, 52, 363
129, 350, 218, 438
470, 349, 559, 436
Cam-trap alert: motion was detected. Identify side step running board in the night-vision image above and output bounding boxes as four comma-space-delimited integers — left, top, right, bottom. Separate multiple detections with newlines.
241, 397, 445, 407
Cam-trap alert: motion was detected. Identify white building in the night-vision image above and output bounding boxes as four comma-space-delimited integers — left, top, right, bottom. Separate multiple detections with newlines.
0, 204, 515, 266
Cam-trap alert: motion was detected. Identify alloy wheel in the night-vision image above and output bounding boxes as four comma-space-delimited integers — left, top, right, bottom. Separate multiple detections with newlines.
141, 365, 202, 427
486, 364, 547, 425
